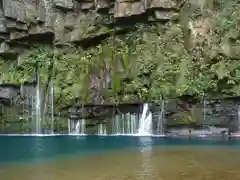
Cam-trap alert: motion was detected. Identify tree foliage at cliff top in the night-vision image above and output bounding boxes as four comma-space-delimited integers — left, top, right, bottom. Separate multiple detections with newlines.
1, 0, 240, 106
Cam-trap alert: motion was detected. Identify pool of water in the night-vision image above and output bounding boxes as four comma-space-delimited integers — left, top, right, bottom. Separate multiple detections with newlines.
1, 136, 240, 180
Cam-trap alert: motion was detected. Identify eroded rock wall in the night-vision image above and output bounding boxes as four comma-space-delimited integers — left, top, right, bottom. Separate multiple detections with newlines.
0, 0, 180, 57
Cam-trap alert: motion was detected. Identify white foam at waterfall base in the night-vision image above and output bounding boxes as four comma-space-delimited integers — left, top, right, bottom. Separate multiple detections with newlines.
137, 103, 153, 135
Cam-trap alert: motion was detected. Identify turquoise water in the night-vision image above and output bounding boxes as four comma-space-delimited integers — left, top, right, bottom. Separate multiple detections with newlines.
1, 136, 240, 165
1, 136, 240, 180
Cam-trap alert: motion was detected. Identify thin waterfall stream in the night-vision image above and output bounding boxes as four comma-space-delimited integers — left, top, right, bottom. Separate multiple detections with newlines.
67, 103, 156, 135
34, 67, 42, 134
111, 113, 139, 135
50, 81, 54, 134
138, 103, 153, 135
98, 123, 107, 135
74, 119, 85, 135
157, 101, 165, 135
201, 99, 209, 137
75, 120, 80, 134
3, 73, 238, 137
237, 106, 240, 136
26, 62, 56, 135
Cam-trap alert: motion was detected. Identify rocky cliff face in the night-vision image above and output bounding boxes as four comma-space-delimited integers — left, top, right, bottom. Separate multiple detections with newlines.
1, 0, 239, 107
0, 0, 180, 58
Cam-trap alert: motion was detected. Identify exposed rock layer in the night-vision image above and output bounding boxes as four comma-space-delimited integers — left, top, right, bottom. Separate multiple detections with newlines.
0, 0, 180, 57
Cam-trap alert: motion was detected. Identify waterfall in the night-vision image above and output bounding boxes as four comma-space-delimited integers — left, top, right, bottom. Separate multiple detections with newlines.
203, 100, 206, 124
125, 112, 136, 134
50, 81, 54, 134
112, 114, 121, 134
138, 103, 153, 135
238, 106, 240, 135
68, 119, 85, 135
201, 99, 207, 136
126, 113, 131, 134
35, 68, 42, 134
33, 75, 55, 134
75, 120, 80, 134
121, 114, 125, 133
111, 104, 153, 135
112, 113, 138, 134
157, 101, 165, 135
68, 118, 71, 134
76, 119, 85, 134
98, 123, 107, 135
130, 113, 138, 134
80, 119, 86, 134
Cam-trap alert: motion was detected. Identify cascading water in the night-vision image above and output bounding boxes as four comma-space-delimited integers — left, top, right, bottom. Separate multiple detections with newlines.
130, 113, 138, 134
237, 106, 240, 136
68, 119, 85, 135
98, 123, 107, 135
80, 119, 86, 134
75, 120, 80, 134
66, 103, 164, 136
138, 103, 153, 135
49, 81, 54, 134
34, 68, 42, 134
111, 113, 138, 135
32, 69, 55, 134
110, 104, 155, 135
68, 118, 71, 134
75, 119, 85, 134
125, 112, 137, 134
112, 114, 120, 134
112, 114, 121, 134
157, 101, 165, 135
201, 99, 208, 136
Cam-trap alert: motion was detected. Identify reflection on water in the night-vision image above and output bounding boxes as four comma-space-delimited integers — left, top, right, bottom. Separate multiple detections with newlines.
137, 137, 154, 180
0, 147, 240, 180
32, 138, 45, 163
1, 136, 240, 180
1, 146, 240, 180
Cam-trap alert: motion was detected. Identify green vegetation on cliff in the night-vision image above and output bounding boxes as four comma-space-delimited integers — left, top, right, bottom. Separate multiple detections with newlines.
1, 0, 240, 107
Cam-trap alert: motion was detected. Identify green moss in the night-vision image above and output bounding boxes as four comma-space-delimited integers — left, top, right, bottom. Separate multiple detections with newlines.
167, 110, 197, 126
1, 0, 240, 106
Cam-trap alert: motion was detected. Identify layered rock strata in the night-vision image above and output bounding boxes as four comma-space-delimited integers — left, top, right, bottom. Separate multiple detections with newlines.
0, 0, 180, 58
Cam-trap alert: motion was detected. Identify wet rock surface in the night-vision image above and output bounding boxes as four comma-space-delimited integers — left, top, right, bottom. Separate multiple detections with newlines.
0, 84, 20, 104
0, 0, 180, 57
1, 82, 240, 135
66, 97, 240, 135
68, 103, 141, 120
